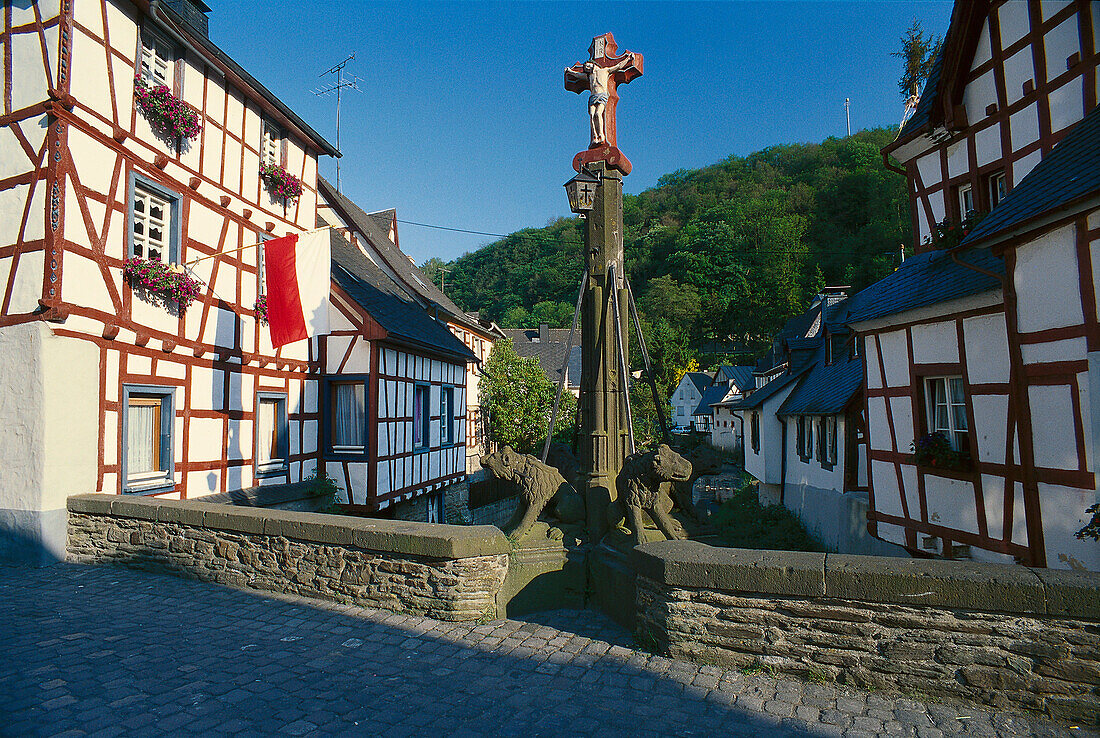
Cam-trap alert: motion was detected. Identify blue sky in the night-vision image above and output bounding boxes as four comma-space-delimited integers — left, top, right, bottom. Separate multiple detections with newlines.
209, 1, 953, 264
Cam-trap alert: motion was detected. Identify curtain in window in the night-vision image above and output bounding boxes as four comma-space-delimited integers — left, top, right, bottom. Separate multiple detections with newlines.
414, 386, 425, 446
932, 379, 949, 431
258, 400, 276, 463
333, 384, 364, 447
128, 402, 158, 475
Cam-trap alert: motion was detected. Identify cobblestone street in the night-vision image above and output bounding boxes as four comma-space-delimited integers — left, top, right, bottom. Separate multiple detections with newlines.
0, 563, 1092, 737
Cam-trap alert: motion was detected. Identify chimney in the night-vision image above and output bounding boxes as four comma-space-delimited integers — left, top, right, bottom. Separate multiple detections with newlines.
539, 323, 549, 344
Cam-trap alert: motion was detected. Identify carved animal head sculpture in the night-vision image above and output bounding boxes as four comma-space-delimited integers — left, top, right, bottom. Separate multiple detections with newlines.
480, 446, 581, 540
616, 443, 692, 544
651, 443, 693, 484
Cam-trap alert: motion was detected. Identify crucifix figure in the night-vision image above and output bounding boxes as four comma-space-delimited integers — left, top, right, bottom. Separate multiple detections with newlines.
565, 33, 643, 175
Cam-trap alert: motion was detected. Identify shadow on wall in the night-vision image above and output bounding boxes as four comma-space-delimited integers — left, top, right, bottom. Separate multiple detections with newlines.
0, 513, 66, 566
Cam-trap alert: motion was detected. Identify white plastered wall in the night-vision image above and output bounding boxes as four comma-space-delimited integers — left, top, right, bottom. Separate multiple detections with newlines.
0, 323, 98, 564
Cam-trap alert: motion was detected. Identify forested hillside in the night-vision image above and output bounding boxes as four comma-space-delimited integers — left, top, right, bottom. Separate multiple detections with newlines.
423, 127, 910, 418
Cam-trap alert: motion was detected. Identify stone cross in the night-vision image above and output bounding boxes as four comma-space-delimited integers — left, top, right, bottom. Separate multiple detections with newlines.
565, 33, 643, 175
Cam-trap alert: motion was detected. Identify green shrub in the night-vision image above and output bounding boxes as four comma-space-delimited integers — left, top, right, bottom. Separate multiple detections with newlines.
305, 469, 342, 512
711, 482, 823, 552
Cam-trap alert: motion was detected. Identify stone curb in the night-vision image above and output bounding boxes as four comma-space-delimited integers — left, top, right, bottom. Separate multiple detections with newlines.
633, 540, 1100, 619
67, 494, 509, 559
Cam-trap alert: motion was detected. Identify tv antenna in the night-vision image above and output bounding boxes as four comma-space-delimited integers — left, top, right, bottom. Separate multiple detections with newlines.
438, 266, 451, 295
313, 53, 361, 191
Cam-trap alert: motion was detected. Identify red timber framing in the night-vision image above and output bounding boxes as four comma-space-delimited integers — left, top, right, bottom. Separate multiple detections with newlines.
887, 0, 1098, 252
321, 287, 468, 512
0, 0, 342, 501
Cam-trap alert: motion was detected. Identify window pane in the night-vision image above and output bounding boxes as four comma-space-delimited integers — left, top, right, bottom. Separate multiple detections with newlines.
949, 377, 965, 404
128, 402, 158, 475
333, 384, 364, 448
257, 399, 276, 464
952, 403, 968, 433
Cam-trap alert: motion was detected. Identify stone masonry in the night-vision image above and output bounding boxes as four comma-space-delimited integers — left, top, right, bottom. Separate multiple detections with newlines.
633, 540, 1100, 725
66, 494, 509, 621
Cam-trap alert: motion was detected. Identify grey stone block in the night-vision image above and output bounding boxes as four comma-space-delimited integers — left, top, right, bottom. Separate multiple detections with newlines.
202, 507, 267, 535
1032, 566, 1100, 619
108, 497, 159, 521
824, 553, 1046, 614
153, 499, 207, 526
66, 494, 114, 515
633, 540, 826, 596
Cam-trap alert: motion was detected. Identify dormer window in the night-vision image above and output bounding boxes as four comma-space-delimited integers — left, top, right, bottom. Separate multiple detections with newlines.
261, 120, 282, 167
139, 29, 173, 86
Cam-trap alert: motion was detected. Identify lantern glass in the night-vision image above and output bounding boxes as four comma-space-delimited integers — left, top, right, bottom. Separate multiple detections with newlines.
564, 170, 599, 213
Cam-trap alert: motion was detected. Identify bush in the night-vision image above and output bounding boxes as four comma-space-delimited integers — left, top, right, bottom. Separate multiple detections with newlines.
305, 469, 342, 512
711, 482, 823, 552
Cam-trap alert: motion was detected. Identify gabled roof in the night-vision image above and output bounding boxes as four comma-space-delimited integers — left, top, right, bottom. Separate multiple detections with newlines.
693, 383, 734, 416
962, 103, 1100, 248
845, 247, 1004, 325
714, 365, 755, 392
330, 233, 476, 363
731, 369, 808, 411
778, 354, 863, 417
318, 177, 487, 336
887, 0, 991, 152
684, 372, 712, 393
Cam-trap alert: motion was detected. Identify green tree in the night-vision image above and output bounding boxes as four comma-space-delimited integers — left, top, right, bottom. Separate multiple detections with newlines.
892, 19, 941, 99
480, 338, 577, 453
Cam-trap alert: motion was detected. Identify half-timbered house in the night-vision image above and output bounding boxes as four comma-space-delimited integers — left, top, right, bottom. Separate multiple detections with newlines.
0, 0, 345, 562
850, 0, 1099, 570
323, 230, 476, 522
315, 177, 499, 473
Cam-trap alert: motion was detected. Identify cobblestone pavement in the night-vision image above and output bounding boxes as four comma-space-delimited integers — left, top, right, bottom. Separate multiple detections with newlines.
0, 563, 1093, 738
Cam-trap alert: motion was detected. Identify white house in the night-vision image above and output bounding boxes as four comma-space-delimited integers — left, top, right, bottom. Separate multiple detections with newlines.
694, 365, 754, 452
848, 0, 1100, 570
671, 371, 711, 431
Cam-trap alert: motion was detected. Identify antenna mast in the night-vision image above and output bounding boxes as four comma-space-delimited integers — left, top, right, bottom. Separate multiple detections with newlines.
313, 53, 361, 191
845, 97, 851, 137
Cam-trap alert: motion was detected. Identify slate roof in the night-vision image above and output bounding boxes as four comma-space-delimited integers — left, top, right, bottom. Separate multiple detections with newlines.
685, 372, 712, 393
714, 365, 755, 392
318, 177, 485, 336
778, 354, 863, 416
330, 232, 476, 363
963, 103, 1100, 247
693, 383, 734, 416
499, 329, 581, 388
844, 247, 1004, 325
730, 369, 808, 411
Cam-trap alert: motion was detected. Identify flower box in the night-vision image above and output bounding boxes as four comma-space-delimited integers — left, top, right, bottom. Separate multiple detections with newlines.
911, 431, 971, 472
254, 295, 268, 325
134, 76, 201, 141
259, 163, 303, 201
123, 257, 203, 310
924, 211, 987, 251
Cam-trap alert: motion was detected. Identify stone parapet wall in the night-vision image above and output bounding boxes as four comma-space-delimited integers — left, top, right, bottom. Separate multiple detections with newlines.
633, 540, 1100, 724
67, 495, 510, 621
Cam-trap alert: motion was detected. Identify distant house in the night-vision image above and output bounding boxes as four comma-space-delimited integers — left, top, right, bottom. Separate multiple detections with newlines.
847, 0, 1100, 570
733, 292, 892, 556
671, 372, 712, 431
501, 324, 582, 398
693, 366, 754, 451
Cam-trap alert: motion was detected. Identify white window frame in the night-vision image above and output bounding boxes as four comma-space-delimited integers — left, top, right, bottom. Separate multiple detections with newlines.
958, 183, 974, 217
139, 28, 174, 87
440, 386, 455, 446
122, 384, 175, 494
924, 376, 969, 452
129, 176, 179, 263
261, 119, 283, 168
988, 171, 1007, 209
255, 393, 289, 475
